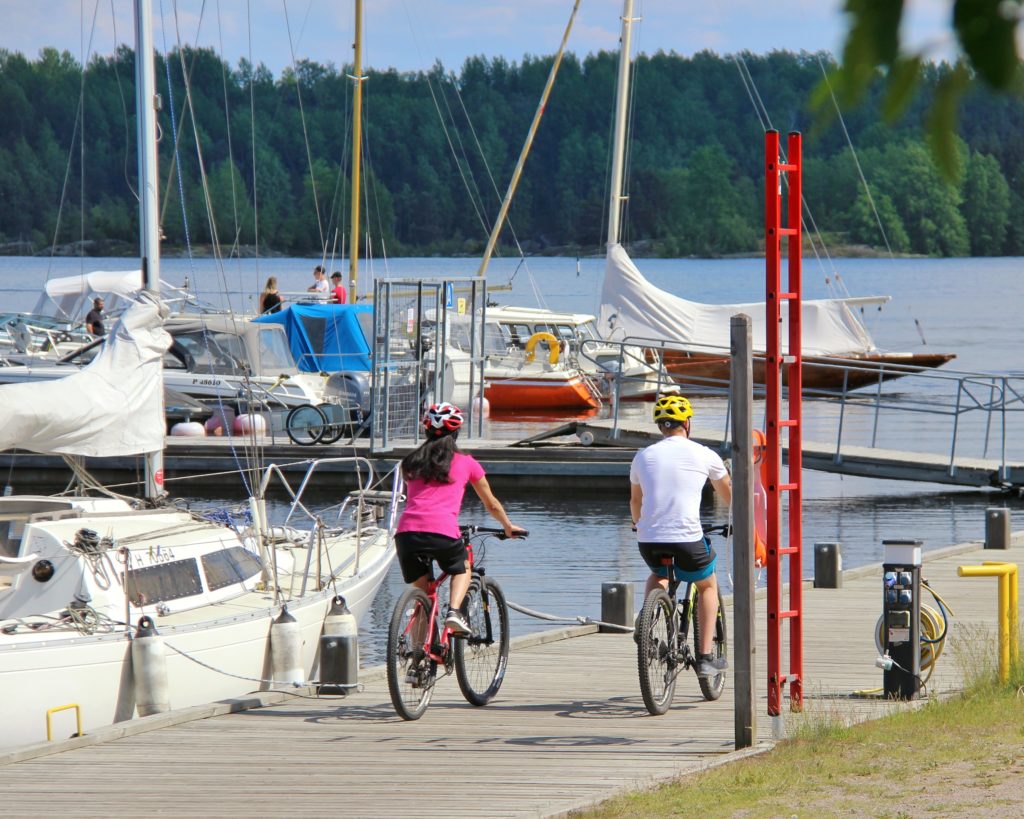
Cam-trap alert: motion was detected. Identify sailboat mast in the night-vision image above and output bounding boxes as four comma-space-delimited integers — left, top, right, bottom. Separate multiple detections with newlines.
606, 0, 636, 248
348, 0, 364, 302
134, 0, 164, 498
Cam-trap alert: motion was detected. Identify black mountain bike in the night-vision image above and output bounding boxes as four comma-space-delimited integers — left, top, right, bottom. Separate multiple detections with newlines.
636, 523, 729, 715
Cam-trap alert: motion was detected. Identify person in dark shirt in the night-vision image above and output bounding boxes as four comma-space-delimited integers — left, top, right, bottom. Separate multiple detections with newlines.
329, 272, 347, 304
259, 277, 285, 314
85, 297, 106, 336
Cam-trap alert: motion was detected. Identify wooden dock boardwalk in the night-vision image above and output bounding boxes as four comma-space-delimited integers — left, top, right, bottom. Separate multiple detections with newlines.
2, 538, 1022, 818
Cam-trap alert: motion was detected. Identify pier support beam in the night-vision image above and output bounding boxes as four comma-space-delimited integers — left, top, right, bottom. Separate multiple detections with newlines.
730, 314, 756, 750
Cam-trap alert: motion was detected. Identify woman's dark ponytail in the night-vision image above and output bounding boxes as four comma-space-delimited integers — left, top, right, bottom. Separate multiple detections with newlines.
401, 430, 459, 483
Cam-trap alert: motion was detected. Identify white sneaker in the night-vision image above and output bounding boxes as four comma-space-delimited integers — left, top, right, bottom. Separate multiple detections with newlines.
697, 655, 728, 678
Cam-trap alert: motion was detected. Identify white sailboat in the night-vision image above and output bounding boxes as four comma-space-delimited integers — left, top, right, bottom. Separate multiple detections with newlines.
0, 0, 398, 751
598, 0, 954, 391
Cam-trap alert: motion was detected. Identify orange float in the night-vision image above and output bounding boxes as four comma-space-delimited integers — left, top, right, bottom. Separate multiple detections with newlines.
751, 430, 768, 568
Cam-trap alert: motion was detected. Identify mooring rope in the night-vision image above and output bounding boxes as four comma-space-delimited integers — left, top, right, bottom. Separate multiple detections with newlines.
505, 599, 634, 633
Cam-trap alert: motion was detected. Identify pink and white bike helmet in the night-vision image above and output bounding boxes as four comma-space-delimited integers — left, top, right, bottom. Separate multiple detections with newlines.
423, 402, 464, 436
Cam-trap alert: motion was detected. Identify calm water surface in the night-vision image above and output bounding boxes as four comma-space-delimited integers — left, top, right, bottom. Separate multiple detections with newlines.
2, 255, 1022, 664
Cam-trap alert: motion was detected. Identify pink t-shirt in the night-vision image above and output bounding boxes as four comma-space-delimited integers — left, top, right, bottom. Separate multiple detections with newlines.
397, 452, 485, 539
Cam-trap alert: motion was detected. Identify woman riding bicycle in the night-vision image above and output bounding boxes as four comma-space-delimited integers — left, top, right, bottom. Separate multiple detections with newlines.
395, 402, 526, 635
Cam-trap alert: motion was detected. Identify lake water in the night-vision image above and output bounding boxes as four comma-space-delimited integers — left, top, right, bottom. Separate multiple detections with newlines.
2, 254, 1022, 664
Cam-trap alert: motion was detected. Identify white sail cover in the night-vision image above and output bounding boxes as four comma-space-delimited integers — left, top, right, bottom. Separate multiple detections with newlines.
0, 293, 170, 456
600, 244, 877, 356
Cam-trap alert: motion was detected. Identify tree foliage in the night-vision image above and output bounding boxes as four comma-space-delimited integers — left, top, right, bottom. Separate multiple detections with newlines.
0, 45, 1021, 259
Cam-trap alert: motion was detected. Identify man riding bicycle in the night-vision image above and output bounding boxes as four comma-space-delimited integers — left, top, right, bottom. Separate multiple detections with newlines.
630, 393, 732, 677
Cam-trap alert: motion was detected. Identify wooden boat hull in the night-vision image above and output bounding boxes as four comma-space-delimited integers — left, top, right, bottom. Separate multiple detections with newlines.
662, 350, 956, 392
485, 376, 600, 411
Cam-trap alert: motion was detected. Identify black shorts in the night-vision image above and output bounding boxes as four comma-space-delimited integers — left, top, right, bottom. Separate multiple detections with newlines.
394, 531, 468, 584
639, 538, 716, 582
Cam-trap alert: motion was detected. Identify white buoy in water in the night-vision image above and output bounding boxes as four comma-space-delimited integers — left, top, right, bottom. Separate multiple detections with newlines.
318, 595, 358, 694
233, 413, 267, 436
170, 421, 205, 437
132, 616, 170, 716
270, 606, 304, 685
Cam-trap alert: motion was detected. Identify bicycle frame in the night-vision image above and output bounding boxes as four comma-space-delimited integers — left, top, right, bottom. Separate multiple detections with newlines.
405, 541, 477, 665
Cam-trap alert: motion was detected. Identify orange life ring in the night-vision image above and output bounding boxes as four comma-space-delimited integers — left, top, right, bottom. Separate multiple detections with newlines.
524, 331, 560, 365
751, 429, 768, 569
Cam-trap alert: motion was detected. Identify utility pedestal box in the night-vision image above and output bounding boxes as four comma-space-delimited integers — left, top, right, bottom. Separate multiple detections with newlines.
882, 539, 922, 700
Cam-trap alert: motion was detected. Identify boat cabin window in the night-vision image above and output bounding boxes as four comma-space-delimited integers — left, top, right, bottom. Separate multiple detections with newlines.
578, 321, 600, 341
174, 331, 248, 375
257, 327, 297, 372
505, 324, 532, 348
127, 558, 203, 605
483, 324, 513, 355
201, 546, 263, 591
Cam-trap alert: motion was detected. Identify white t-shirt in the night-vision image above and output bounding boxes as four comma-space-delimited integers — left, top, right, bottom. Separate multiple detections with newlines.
629, 434, 728, 542
311, 278, 329, 299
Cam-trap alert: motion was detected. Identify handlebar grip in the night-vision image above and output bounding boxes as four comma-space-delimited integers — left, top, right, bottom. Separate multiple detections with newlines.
498, 529, 528, 540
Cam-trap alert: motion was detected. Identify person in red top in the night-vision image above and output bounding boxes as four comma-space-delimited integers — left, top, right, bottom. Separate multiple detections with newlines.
329, 271, 347, 304
395, 402, 525, 634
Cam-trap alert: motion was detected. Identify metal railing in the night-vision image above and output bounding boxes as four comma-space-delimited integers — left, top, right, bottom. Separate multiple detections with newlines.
587, 335, 1024, 483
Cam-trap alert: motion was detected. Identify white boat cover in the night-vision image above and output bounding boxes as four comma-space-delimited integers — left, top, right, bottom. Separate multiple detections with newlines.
600, 243, 878, 356
0, 292, 170, 456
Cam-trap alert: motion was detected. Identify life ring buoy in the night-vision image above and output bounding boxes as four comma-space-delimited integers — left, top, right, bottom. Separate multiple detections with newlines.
752, 429, 768, 569
524, 331, 560, 365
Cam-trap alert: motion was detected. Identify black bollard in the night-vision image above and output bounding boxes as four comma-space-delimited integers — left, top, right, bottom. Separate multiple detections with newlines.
985, 507, 1011, 550
600, 582, 634, 634
814, 543, 843, 588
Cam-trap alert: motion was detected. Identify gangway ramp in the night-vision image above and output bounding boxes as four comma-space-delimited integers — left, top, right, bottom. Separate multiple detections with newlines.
572, 419, 1024, 489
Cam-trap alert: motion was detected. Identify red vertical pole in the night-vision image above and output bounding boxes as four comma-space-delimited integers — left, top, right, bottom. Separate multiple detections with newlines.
786, 131, 804, 710
764, 130, 783, 717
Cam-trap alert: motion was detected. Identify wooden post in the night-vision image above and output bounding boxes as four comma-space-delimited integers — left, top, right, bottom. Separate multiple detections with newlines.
730, 313, 756, 749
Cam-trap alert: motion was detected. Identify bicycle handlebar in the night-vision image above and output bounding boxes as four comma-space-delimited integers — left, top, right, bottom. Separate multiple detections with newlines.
459, 525, 529, 540
702, 523, 732, 537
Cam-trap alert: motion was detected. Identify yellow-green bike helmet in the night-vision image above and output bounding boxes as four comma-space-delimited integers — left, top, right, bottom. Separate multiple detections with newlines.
653, 394, 693, 424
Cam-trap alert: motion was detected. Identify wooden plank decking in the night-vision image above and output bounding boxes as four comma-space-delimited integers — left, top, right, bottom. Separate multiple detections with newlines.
2, 538, 1022, 818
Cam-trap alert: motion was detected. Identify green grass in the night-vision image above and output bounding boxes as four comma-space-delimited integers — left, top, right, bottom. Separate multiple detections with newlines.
575, 660, 1024, 818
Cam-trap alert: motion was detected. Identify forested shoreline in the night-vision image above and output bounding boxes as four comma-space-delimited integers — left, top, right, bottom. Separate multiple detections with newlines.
0, 46, 1021, 259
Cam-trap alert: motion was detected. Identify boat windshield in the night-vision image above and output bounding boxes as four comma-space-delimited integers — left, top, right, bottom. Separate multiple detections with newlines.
175, 331, 248, 375
257, 326, 298, 372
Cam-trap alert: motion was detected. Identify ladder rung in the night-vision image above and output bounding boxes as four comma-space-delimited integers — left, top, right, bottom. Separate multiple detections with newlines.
778, 228, 798, 236
779, 546, 799, 556
779, 419, 798, 428
779, 292, 798, 299
779, 482, 799, 491
779, 609, 799, 619
779, 163, 798, 171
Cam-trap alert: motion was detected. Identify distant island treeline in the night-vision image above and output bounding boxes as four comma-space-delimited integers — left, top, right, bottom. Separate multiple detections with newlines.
0, 46, 1021, 259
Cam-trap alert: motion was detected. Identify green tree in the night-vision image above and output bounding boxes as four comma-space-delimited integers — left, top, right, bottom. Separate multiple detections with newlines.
960, 150, 1011, 254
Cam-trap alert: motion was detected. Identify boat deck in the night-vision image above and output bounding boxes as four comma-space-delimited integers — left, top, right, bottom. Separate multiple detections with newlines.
2, 537, 1021, 818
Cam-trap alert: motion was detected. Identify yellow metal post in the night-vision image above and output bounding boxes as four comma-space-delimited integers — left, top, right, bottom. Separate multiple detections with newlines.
46, 703, 82, 741
957, 562, 1019, 682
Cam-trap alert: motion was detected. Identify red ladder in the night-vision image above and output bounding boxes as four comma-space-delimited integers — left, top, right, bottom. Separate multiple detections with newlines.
764, 130, 804, 715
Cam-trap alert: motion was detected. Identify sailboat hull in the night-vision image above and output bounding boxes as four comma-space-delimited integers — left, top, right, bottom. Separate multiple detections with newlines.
662, 350, 957, 392
0, 531, 394, 751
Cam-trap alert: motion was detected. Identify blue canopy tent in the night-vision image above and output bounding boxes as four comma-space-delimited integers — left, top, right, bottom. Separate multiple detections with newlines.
253, 304, 373, 373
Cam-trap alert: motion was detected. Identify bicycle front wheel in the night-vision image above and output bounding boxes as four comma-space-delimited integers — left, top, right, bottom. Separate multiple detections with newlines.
454, 575, 510, 706
636, 589, 677, 715
692, 587, 728, 701
386, 587, 437, 720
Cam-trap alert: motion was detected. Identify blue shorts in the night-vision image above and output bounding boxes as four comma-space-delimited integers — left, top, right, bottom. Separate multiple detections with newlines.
639, 538, 716, 583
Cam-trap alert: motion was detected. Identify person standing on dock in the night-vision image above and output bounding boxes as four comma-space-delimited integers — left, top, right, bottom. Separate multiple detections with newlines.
395, 402, 526, 635
630, 394, 732, 677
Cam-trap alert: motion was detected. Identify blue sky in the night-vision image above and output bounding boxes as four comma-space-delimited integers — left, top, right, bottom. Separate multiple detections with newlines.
3, 1, 956, 74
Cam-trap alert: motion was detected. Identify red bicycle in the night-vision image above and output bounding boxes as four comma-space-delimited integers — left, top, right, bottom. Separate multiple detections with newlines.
386, 525, 525, 720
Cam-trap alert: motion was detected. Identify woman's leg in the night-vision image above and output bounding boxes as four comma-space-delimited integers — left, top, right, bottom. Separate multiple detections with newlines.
449, 560, 472, 608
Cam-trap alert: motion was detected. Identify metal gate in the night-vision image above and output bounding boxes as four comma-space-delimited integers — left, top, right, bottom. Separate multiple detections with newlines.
370, 278, 487, 452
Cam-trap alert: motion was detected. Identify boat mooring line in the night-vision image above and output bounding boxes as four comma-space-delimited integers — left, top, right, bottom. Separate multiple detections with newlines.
506, 599, 634, 632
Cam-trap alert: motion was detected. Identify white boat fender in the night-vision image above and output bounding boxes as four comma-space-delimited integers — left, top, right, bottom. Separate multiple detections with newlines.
170, 421, 206, 437
132, 616, 170, 717
318, 595, 358, 694
270, 606, 304, 686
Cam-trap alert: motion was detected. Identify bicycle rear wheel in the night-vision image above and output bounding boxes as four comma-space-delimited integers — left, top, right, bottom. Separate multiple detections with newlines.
636, 589, 677, 715
386, 587, 437, 720
286, 404, 326, 445
692, 587, 728, 701
454, 575, 510, 706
